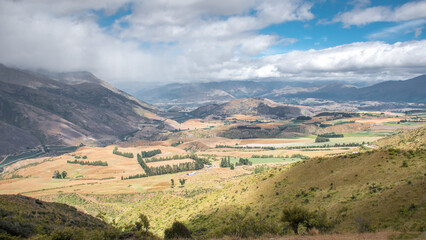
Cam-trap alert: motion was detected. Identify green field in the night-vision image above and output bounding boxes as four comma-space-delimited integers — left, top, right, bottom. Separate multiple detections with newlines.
383, 121, 426, 126
343, 131, 395, 137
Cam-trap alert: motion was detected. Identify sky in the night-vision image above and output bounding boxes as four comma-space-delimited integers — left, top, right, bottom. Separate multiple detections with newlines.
0, 0, 425, 85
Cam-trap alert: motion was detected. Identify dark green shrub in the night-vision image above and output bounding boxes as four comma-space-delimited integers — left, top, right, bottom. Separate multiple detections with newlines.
135, 214, 150, 233
315, 137, 330, 143
164, 221, 191, 239
281, 206, 332, 234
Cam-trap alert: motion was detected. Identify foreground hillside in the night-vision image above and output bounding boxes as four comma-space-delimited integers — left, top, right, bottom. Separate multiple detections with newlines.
37, 139, 425, 238
0, 195, 116, 239
0, 64, 167, 160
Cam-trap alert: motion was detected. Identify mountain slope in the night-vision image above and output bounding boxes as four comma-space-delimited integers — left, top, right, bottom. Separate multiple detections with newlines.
189, 98, 303, 119
351, 74, 426, 103
0, 64, 165, 158
134, 80, 323, 107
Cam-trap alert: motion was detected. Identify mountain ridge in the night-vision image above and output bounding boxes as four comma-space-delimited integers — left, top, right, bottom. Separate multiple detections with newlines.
0, 64, 167, 159
134, 75, 426, 107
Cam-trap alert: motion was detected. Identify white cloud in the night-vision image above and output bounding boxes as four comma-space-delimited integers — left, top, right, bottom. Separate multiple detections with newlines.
0, 0, 314, 84
414, 27, 423, 37
334, 0, 426, 27
119, 0, 313, 42
213, 40, 426, 81
368, 19, 426, 39
0, 0, 424, 85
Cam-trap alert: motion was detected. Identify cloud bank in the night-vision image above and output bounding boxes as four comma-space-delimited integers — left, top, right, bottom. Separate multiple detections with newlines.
0, 0, 425, 84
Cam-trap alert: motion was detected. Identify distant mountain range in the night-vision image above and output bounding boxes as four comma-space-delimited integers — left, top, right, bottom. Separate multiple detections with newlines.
0, 64, 166, 157
276, 75, 426, 103
135, 75, 426, 107
134, 80, 325, 107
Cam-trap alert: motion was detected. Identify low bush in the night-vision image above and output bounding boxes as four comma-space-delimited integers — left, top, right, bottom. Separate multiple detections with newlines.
281, 206, 332, 234
164, 221, 192, 239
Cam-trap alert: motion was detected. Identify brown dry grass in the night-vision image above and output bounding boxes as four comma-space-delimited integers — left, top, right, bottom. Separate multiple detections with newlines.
180, 119, 223, 130
226, 114, 261, 120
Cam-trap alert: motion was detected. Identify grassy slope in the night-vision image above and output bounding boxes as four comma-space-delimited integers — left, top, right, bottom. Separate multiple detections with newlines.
376, 126, 426, 149
187, 149, 425, 237
0, 195, 114, 239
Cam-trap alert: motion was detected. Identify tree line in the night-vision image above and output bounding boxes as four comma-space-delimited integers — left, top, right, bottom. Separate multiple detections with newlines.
141, 149, 161, 158
67, 159, 108, 166
121, 174, 148, 180
145, 154, 189, 163
215, 145, 276, 150
317, 132, 344, 138
113, 146, 134, 158
136, 153, 209, 177
285, 142, 365, 149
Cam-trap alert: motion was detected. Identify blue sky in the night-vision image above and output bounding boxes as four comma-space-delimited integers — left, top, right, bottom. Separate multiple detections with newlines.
258, 0, 425, 54
0, 0, 425, 83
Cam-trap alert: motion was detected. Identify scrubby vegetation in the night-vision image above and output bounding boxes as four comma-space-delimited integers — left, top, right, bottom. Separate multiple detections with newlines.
112, 146, 134, 158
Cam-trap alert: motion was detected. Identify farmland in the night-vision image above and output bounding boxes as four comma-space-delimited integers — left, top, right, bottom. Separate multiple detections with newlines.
0, 111, 425, 238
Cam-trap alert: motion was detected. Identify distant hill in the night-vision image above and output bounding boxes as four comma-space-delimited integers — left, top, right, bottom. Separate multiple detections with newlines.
134, 75, 426, 107
189, 98, 303, 119
134, 80, 324, 107
0, 64, 167, 159
269, 75, 426, 104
